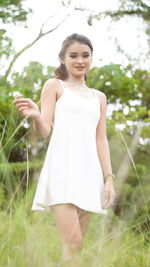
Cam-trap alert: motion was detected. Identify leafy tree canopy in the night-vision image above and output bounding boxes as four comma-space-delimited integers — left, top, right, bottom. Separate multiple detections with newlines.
117, 0, 150, 21
0, 29, 15, 59
0, 0, 32, 24
87, 63, 150, 139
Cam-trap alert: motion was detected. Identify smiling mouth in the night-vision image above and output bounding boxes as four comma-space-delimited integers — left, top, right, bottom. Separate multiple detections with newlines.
75, 67, 85, 70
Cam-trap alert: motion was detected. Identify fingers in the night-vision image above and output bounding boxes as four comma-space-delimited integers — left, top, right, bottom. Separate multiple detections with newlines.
12, 96, 28, 116
12, 96, 32, 106
13, 97, 39, 112
12, 96, 32, 111
102, 192, 116, 209
12, 96, 40, 119
12, 96, 23, 103
102, 191, 109, 208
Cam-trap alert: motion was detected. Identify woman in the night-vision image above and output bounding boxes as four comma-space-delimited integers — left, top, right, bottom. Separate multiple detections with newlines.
13, 33, 116, 267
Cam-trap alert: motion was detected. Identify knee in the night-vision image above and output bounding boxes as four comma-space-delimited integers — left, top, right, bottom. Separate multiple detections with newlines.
69, 235, 83, 252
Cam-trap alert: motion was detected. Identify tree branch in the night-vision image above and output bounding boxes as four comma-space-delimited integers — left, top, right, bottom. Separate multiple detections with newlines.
4, 14, 69, 81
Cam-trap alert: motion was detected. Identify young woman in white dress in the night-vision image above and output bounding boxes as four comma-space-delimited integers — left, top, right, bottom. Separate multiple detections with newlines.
13, 33, 116, 267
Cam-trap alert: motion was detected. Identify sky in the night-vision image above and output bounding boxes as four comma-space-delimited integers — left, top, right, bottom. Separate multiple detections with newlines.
4, 0, 150, 73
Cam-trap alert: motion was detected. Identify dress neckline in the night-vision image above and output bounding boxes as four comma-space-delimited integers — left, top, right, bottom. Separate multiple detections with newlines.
59, 79, 100, 106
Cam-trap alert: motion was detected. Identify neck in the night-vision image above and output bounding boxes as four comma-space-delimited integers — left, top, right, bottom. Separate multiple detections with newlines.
66, 74, 85, 84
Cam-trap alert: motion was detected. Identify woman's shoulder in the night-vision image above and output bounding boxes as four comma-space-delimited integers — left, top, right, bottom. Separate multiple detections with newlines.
43, 77, 59, 87
40, 78, 61, 99
91, 88, 107, 104
42, 78, 61, 93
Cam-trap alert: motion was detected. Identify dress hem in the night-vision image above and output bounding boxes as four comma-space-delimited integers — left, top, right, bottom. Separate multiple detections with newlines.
31, 201, 108, 214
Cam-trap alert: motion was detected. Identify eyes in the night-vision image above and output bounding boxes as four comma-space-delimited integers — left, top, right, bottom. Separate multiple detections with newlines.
69, 54, 90, 59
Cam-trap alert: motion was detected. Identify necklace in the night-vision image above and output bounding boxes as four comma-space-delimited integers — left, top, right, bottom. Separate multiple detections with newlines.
66, 80, 90, 93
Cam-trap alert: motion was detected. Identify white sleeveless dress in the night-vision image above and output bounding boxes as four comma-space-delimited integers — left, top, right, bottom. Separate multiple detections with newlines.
31, 79, 107, 214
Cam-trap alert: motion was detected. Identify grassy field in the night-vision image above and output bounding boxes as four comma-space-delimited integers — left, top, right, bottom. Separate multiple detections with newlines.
0, 182, 149, 267
0, 127, 149, 266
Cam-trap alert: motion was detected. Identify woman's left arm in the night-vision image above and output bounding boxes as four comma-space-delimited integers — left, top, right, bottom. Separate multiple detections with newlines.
96, 91, 116, 209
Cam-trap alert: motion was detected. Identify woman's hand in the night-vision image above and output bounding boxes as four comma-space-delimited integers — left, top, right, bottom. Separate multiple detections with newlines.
102, 178, 116, 209
12, 96, 40, 119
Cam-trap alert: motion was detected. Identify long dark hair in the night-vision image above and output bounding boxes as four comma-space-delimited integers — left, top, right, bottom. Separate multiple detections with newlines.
55, 33, 93, 81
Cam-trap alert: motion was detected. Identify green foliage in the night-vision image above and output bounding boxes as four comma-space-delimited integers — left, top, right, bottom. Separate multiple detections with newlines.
0, 0, 32, 81
11, 61, 55, 102
0, 0, 32, 24
106, 0, 150, 22
0, 185, 149, 266
0, 62, 55, 197
87, 64, 150, 138
0, 160, 43, 173
0, 61, 55, 160
0, 2, 149, 263
87, 64, 139, 105
86, 63, 150, 222
133, 68, 150, 109
0, 29, 15, 59
0, 61, 150, 226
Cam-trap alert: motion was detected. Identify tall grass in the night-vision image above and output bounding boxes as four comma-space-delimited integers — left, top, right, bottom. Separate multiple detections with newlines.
0, 182, 149, 267
0, 115, 150, 266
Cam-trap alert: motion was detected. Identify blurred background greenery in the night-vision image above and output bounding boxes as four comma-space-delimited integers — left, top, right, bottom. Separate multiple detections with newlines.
0, 0, 150, 266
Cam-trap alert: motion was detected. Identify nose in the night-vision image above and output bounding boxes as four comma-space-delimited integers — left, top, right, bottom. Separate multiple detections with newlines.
76, 57, 84, 64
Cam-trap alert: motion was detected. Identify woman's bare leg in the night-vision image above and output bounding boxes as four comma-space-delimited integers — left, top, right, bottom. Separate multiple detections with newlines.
60, 240, 81, 267
77, 207, 93, 238
50, 203, 83, 267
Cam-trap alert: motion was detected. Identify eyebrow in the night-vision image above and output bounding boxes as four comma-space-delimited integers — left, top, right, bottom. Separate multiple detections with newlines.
68, 52, 90, 54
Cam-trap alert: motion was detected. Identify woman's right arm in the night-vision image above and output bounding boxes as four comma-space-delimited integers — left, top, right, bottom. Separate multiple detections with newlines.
33, 78, 57, 138
13, 78, 58, 138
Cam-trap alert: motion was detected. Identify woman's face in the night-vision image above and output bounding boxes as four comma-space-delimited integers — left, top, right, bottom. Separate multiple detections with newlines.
62, 42, 92, 79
